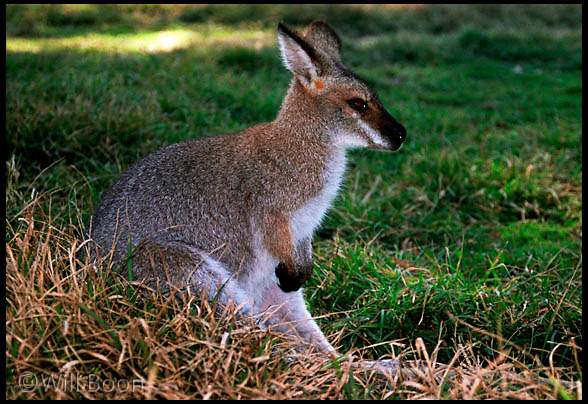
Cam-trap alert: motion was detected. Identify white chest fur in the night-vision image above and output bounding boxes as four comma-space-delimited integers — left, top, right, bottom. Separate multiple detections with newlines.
244, 148, 347, 302
289, 148, 347, 242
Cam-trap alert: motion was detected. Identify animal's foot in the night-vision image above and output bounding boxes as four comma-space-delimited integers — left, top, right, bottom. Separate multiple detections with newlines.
354, 359, 402, 375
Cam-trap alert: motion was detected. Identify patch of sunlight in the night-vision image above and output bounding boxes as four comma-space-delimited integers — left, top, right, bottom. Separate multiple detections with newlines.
128, 29, 200, 53
6, 25, 276, 54
6, 29, 201, 54
204, 26, 274, 50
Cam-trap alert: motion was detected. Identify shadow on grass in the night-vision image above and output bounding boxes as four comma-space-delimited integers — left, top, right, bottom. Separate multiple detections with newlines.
5, 42, 287, 179
7, 4, 583, 39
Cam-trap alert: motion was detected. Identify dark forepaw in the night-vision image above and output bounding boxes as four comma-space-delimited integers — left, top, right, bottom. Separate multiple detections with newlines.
275, 262, 311, 293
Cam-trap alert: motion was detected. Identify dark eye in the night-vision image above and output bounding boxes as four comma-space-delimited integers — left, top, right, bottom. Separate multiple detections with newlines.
347, 98, 369, 112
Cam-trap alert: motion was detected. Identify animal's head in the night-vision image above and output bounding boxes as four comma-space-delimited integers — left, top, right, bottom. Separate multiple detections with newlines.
277, 20, 407, 151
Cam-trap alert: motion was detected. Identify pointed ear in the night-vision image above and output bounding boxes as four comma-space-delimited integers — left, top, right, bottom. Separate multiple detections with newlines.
303, 20, 342, 62
277, 22, 320, 83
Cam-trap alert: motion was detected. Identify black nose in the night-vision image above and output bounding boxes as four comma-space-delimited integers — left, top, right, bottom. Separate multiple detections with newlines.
396, 123, 407, 142
386, 121, 406, 151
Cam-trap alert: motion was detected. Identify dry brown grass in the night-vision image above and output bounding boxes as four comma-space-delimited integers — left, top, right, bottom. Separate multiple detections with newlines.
6, 185, 582, 399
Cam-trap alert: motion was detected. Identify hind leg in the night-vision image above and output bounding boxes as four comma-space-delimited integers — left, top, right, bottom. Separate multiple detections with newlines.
255, 282, 338, 356
129, 239, 254, 316
126, 239, 336, 355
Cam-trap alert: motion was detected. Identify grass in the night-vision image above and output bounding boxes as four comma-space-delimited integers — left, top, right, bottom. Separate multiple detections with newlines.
6, 4, 582, 399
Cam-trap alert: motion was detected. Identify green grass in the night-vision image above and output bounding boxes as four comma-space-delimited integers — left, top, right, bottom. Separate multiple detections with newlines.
6, 4, 582, 399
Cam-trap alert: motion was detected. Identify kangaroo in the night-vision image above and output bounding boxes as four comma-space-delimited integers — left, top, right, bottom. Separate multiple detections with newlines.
86, 21, 406, 356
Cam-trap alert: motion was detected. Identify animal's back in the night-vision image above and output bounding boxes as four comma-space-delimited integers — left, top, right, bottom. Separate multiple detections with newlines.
88, 129, 260, 273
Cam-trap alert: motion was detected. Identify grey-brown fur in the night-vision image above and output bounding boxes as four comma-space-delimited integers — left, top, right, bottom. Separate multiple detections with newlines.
86, 20, 406, 355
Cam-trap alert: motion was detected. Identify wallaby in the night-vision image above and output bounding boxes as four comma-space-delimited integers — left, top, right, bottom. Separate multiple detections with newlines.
86, 21, 406, 356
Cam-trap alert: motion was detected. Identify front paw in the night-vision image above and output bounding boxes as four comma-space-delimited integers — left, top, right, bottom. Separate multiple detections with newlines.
275, 262, 311, 293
